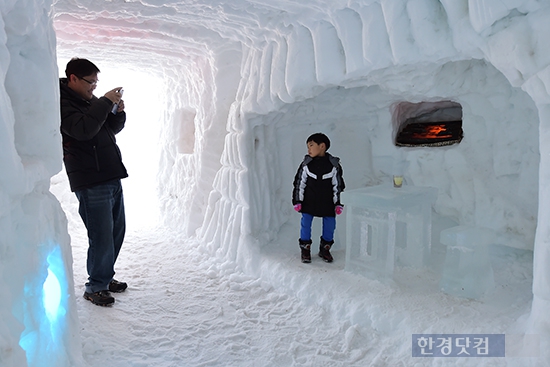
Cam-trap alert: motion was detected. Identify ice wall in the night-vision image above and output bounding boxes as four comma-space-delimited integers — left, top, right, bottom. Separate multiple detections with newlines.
199, 5, 541, 238
157, 44, 242, 235
0, 0, 82, 366
230, 60, 539, 246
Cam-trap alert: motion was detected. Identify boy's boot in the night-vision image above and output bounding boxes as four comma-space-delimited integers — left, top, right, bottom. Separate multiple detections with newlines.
299, 239, 312, 263
319, 237, 334, 263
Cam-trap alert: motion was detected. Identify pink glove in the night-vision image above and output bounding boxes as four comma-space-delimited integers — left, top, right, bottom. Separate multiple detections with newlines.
294, 203, 302, 212
335, 205, 343, 215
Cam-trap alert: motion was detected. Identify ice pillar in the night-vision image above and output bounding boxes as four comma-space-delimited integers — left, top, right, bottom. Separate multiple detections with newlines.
533, 103, 550, 304
1, 0, 83, 365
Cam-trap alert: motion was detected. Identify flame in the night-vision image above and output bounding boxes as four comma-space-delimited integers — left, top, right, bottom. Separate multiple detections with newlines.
412, 124, 452, 139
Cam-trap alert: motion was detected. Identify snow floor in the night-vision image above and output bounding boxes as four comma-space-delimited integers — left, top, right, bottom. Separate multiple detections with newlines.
51, 175, 538, 367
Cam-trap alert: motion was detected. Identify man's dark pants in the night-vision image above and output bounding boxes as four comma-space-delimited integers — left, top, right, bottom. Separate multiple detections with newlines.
75, 179, 125, 293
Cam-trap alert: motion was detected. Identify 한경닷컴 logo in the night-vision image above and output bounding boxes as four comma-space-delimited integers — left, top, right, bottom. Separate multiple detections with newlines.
412, 334, 505, 357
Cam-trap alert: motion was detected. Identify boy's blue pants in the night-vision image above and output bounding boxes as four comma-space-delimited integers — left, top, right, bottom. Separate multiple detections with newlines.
300, 213, 336, 242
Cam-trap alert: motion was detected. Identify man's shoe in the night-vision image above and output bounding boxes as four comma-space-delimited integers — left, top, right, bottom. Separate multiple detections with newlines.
83, 290, 115, 306
109, 279, 128, 293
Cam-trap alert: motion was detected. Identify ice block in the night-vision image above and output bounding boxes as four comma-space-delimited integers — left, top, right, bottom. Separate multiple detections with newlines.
341, 184, 437, 280
439, 226, 495, 299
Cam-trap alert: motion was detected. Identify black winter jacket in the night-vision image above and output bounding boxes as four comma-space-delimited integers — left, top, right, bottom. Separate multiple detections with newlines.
60, 78, 128, 192
292, 153, 345, 217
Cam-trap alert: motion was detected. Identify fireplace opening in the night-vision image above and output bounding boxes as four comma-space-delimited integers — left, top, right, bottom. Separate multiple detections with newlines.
392, 101, 463, 147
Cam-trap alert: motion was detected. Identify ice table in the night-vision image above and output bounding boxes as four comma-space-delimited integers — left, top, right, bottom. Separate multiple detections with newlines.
341, 185, 438, 279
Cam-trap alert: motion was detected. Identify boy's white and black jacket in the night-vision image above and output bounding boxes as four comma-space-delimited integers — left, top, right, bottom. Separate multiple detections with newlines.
292, 153, 345, 217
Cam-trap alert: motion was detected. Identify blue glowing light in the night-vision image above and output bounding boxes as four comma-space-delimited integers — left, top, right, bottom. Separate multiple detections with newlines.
43, 268, 62, 322
19, 243, 68, 367
43, 246, 67, 321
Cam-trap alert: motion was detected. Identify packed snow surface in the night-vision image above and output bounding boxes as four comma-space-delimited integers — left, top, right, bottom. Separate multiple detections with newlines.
51, 173, 535, 366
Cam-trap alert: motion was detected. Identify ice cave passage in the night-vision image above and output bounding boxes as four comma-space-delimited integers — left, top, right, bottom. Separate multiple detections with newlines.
2, 1, 550, 366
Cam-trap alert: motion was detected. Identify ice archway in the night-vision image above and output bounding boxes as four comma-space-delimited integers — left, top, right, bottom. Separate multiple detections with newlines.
1, 0, 550, 365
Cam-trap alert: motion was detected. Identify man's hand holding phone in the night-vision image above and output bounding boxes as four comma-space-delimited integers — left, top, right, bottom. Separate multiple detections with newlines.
105, 87, 123, 103
116, 99, 125, 113
105, 87, 124, 114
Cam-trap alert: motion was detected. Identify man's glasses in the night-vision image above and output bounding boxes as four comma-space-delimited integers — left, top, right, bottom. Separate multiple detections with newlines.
78, 76, 98, 86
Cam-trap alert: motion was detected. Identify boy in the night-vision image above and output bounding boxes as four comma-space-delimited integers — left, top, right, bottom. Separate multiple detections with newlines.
292, 133, 345, 263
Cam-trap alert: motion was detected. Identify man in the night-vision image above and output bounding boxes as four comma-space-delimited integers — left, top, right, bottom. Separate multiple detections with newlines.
60, 58, 128, 306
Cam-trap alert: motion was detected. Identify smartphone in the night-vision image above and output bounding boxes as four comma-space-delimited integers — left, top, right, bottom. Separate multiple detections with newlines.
111, 88, 124, 114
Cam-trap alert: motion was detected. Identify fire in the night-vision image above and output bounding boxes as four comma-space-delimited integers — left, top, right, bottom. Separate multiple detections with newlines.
412, 124, 452, 139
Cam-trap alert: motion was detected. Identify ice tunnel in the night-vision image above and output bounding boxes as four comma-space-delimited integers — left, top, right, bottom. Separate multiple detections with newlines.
1, 0, 550, 365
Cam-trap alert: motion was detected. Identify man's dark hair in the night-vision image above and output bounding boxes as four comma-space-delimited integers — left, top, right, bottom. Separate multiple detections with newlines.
65, 58, 100, 79
306, 133, 330, 151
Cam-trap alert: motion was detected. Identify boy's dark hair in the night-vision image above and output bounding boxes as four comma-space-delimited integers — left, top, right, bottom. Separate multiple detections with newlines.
307, 133, 330, 151
65, 58, 100, 79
